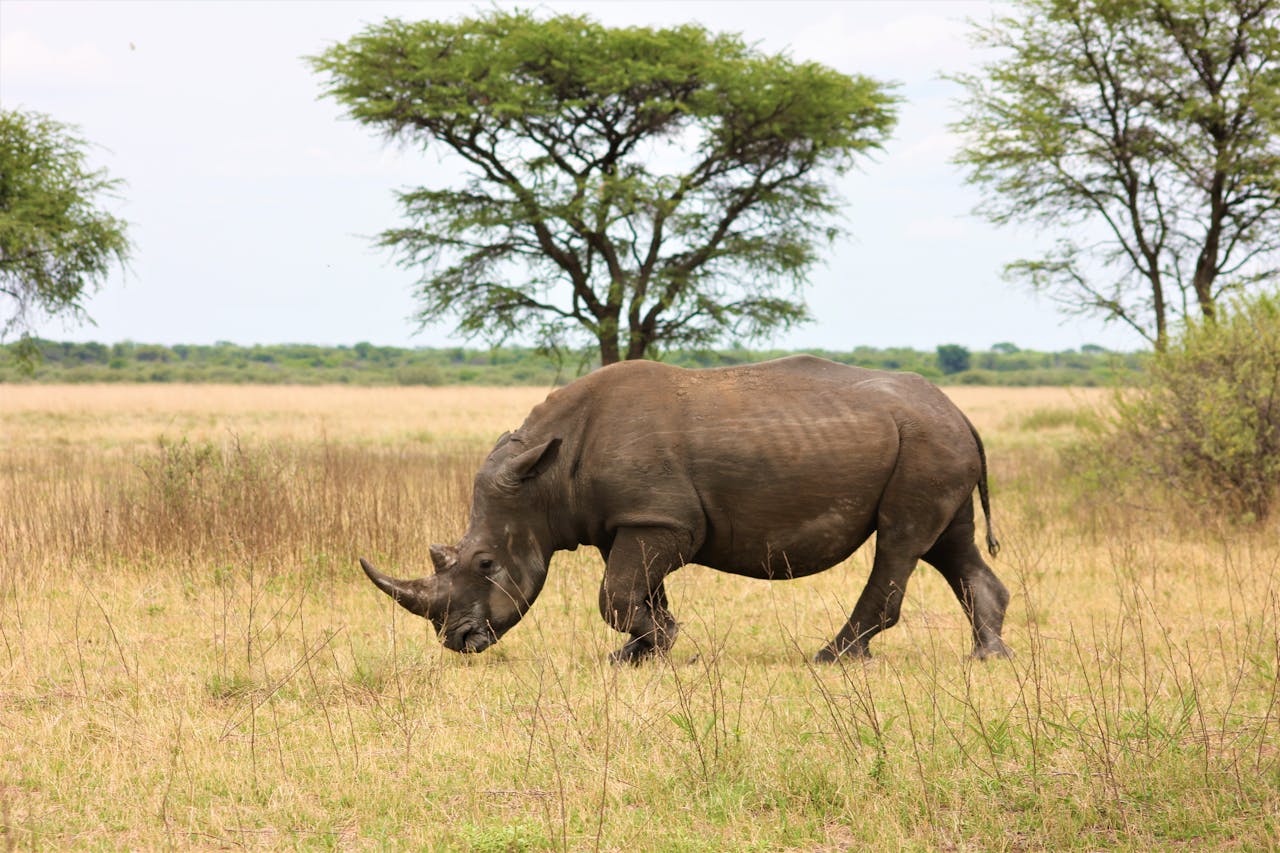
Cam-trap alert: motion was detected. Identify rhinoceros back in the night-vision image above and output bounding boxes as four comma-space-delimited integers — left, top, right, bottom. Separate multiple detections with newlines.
522, 356, 981, 579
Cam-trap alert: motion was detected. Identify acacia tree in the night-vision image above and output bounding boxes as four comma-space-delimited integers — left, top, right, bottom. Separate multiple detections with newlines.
312, 11, 896, 363
0, 109, 130, 364
952, 0, 1280, 350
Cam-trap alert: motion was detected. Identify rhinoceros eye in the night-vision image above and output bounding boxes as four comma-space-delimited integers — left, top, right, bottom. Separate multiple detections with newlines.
478, 558, 495, 573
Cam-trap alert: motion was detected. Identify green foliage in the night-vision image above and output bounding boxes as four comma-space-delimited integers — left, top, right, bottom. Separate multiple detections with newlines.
1094, 290, 1280, 521
459, 821, 551, 853
1019, 406, 1103, 432
394, 363, 445, 386
311, 10, 897, 363
952, 0, 1280, 350
936, 343, 972, 374
0, 338, 1145, 386
0, 109, 130, 366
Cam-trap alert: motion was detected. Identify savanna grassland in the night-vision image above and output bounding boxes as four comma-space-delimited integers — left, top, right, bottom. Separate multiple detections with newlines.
2, 383, 1278, 850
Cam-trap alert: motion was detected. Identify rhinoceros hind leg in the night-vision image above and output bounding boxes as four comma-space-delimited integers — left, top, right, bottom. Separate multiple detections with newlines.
599, 527, 687, 665
816, 533, 924, 662
817, 462, 969, 661
922, 498, 1012, 660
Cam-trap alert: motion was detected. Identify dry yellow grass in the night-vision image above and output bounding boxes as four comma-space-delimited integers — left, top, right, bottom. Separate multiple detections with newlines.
0, 383, 551, 451
1, 383, 1276, 850
940, 384, 1107, 427
0, 383, 1108, 450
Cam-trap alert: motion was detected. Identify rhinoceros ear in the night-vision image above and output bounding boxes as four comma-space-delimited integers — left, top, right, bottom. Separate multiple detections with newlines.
505, 437, 561, 482
429, 544, 457, 573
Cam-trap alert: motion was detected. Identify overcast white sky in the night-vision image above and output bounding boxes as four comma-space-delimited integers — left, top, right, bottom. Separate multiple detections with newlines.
0, 0, 1141, 352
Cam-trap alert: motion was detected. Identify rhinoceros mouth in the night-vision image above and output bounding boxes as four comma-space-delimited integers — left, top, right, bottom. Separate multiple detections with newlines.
442, 623, 496, 654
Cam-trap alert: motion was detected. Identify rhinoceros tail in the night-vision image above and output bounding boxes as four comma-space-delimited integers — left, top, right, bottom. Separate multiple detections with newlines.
964, 415, 1000, 558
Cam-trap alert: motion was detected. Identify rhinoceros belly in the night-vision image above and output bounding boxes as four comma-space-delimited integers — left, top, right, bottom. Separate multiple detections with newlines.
694, 488, 881, 579
684, 431, 892, 577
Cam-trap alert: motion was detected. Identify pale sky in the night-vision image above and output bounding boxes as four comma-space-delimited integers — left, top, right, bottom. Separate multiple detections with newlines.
0, 0, 1141, 352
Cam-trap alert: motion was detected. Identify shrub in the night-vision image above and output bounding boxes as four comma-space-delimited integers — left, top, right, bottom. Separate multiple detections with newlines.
936, 343, 971, 374
1096, 291, 1280, 522
396, 363, 445, 386
953, 368, 996, 385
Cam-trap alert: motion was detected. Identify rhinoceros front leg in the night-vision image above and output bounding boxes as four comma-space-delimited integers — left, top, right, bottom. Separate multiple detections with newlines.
599, 527, 687, 664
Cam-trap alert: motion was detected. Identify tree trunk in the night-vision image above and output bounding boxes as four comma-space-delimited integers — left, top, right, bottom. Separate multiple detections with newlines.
598, 336, 620, 365
1193, 263, 1218, 323
596, 313, 622, 365
625, 331, 650, 361
1150, 268, 1168, 353
1193, 179, 1225, 324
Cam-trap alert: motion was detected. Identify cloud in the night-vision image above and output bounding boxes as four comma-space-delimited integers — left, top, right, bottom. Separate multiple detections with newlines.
906, 215, 974, 240
784, 3, 989, 80
892, 129, 966, 167
0, 29, 114, 85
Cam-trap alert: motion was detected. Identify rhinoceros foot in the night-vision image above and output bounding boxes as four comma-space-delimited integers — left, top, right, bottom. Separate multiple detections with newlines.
609, 637, 663, 665
814, 642, 871, 664
970, 639, 1014, 661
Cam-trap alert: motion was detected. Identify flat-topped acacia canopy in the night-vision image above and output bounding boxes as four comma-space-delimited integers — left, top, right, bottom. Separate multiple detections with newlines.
310, 10, 897, 363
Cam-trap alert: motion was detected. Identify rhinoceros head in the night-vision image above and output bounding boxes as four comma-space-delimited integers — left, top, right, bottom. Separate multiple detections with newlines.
360, 434, 561, 654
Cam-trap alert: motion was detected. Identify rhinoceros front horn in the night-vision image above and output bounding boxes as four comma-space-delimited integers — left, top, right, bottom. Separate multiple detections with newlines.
359, 558, 439, 619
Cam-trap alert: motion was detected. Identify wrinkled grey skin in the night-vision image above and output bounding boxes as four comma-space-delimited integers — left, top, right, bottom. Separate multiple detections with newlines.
361, 355, 1012, 663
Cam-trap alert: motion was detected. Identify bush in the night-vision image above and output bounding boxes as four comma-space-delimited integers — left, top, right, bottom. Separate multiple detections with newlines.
396, 363, 445, 386
1095, 292, 1280, 522
936, 343, 971, 374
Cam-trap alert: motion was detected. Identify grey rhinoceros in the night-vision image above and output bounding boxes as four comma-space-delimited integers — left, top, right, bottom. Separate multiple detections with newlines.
360, 355, 1012, 663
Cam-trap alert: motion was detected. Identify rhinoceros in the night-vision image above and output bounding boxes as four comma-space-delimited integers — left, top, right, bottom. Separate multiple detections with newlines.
360, 355, 1011, 663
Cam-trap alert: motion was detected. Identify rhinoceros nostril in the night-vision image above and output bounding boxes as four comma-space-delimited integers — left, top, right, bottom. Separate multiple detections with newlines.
461, 627, 494, 653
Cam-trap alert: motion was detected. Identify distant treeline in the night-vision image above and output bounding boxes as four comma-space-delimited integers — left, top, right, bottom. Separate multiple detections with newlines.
0, 339, 1145, 386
